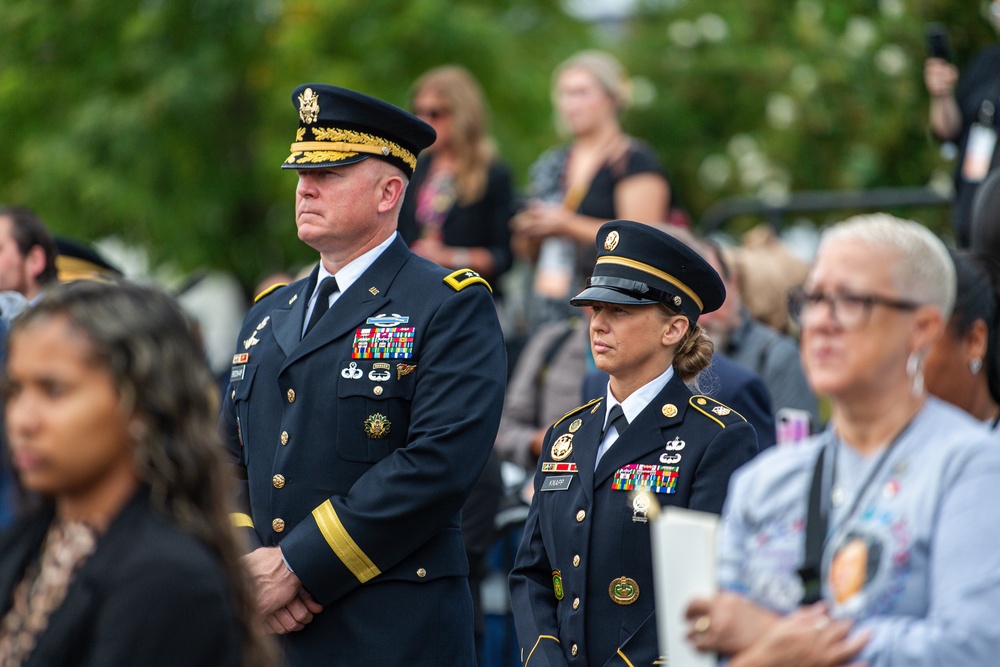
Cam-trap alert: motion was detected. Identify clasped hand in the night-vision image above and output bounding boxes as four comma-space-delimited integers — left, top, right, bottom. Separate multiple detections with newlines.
241, 546, 324, 634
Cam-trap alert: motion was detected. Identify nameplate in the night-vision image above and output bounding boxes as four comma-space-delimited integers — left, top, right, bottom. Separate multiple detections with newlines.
541, 475, 573, 492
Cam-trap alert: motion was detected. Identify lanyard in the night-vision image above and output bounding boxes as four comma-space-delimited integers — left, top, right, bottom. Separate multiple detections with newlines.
798, 418, 915, 605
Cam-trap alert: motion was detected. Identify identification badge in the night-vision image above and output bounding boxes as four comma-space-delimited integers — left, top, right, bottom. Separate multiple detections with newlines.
963, 122, 998, 182
230, 365, 246, 382
352, 327, 415, 359
612, 464, 679, 494
541, 475, 573, 492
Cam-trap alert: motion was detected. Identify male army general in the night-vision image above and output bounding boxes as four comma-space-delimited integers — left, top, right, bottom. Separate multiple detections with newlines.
221, 84, 506, 665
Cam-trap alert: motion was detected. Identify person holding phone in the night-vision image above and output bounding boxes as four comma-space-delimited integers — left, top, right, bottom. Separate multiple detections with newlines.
924, 5, 1000, 246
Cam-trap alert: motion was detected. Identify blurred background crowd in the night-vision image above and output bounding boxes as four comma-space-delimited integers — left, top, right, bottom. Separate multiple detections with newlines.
3, 0, 1000, 665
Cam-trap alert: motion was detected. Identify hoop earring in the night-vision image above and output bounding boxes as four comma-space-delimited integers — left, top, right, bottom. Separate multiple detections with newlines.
970, 357, 984, 376
907, 351, 924, 397
128, 419, 148, 444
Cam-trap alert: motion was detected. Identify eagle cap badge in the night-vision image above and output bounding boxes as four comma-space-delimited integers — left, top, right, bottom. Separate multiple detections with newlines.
298, 87, 320, 124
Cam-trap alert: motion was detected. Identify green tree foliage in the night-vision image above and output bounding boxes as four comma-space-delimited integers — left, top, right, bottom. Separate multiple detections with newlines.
0, 0, 993, 286
618, 0, 995, 235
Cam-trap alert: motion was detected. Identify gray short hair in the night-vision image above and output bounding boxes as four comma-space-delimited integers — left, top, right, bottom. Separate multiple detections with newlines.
819, 214, 955, 319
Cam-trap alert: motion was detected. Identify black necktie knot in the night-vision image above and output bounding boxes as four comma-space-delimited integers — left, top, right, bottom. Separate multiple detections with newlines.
604, 404, 629, 439
304, 277, 339, 336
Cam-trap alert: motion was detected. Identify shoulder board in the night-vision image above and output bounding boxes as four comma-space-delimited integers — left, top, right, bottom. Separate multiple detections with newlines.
688, 395, 747, 428
254, 282, 287, 303
443, 268, 492, 293
552, 397, 604, 429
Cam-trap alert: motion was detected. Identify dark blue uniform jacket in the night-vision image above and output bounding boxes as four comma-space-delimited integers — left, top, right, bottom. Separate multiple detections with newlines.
509, 372, 758, 666
222, 236, 506, 665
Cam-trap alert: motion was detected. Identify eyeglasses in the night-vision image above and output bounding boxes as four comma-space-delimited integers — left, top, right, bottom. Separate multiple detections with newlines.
414, 107, 451, 121
787, 288, 923, 329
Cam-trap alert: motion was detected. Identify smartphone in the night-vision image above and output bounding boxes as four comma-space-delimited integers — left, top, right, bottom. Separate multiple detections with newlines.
776, 408, 812, 446
926, 23, 953, 62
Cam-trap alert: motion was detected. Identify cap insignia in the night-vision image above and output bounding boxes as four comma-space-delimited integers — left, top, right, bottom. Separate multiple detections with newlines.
673, 295, 682, 307
604, 230, 620, 252
298, 87, 320, 124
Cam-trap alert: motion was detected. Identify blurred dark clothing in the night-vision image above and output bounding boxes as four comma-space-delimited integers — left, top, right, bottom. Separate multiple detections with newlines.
971, 167, 1000, 255
582, 352, 777, 449
0, 491, 242, 666
461, 447, 503, 651
949, 44, 1000, 246
724, 309, 819, 430
495, 317, 589, 470
398, 154, 515, 284
529, 139, 666, 289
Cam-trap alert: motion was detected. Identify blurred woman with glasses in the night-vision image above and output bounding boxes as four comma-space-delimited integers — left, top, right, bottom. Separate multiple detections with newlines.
684, 214, 1000, 666
398, 65, 514, 285
0, 282, 275, 666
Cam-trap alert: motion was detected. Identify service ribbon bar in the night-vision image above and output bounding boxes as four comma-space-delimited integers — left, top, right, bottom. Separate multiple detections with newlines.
612, 463, 679, 494
352, 327, 415, 359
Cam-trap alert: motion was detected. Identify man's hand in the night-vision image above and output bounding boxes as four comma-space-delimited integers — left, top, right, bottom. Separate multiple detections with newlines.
264, 589, 325, 635
241, 546, 303, 617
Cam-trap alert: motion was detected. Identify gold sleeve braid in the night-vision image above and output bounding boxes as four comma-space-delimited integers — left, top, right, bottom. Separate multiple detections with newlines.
312, 499, 381, 583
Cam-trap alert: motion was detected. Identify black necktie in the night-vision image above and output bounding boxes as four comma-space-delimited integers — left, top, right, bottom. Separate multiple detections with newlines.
603, 404, 629, 440
303, 277, 339, 337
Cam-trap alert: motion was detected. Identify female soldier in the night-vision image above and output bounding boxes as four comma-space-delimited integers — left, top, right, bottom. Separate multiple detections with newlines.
509, 220, 758, 666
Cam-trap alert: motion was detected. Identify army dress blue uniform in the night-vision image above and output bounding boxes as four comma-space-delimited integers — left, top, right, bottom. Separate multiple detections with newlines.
509, 220, 759, 666
508, 380, 756, 666
223, 240, 505, 664
222, 83, 507, 666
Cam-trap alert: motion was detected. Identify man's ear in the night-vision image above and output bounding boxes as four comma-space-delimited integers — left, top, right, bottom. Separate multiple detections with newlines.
376, 173, 407, 214
25, 244, 47, 282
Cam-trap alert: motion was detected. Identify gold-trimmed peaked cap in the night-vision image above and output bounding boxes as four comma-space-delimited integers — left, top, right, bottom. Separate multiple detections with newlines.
282, 84, 436, 177
570, 220, 725, 322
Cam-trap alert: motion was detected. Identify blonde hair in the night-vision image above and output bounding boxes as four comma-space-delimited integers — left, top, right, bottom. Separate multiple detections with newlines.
552, 50, 633, 112
410, 65, 496, 204
820, 214, 955, 319
658, 304, 715, 386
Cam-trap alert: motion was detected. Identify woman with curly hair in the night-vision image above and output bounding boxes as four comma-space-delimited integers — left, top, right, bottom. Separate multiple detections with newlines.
0, 281, 275, 666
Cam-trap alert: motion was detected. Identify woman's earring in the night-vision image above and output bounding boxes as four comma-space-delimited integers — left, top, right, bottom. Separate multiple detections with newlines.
970, 357, 984, 376
128, 419, 148, 444
907, 351, 924, 397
